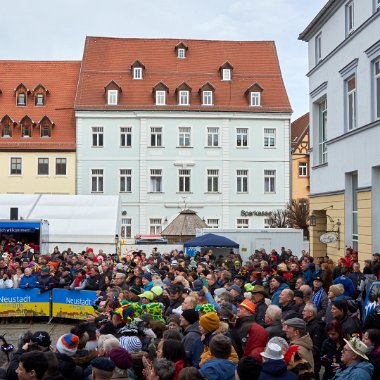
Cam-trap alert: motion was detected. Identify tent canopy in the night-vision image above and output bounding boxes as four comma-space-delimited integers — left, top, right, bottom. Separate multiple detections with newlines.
184, 233, 239, 248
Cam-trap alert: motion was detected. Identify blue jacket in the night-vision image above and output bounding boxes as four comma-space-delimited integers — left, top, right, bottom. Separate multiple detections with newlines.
259, 360, 298, 380
333, 275, 355, 297
205, 291, 237, 313
143, 281, 154, 291
200, 358, 236, 380
271, 283, 289, 306
19, 274, 37, 289
332, 360, 373, 380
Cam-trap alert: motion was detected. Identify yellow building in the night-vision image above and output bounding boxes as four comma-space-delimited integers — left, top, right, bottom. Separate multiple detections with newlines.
291, 113, 310, 200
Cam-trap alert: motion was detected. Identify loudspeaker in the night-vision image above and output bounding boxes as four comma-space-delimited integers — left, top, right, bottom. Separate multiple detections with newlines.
10, 208, 18, 220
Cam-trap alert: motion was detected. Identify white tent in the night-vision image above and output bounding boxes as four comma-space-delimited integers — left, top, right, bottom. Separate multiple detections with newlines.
0, 194, 120, 253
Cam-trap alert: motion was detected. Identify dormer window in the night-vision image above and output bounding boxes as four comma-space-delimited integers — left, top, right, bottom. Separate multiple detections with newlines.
219, 61, 234, 81
199, 82, 216, 106
39, 116, 54, 138
175, 42, 188, 59
20, 117, 33, 138
104, 80, 122, 105
245, 82, 264, 107
35, 94, 45, 106
152, 81, 169, 106
131, 60, 145, 80
33, 84, 49, 107
15, 83, 30, 106
1, 115, 14, 138
176, 82, 192, 106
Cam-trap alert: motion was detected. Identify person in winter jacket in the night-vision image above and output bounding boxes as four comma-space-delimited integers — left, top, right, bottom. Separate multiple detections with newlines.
251, 285, 268, 326
333, 268, 355, 298
363, 293, 380, 331
259, 342, 297, 380
19, 267, 37, 289
279, 289, 301, 320
265, 305, 286, 340
331, 336, 373, 380
180, 309, 201, 365
36, 267, 54, 293
311, 276, 328, 320
331, 300, 361, 338
243, 322, 268, 362
70, 269, 87, 290
270, 276, 289, 306
362, 329, 380, 380
199, 335, 236, 380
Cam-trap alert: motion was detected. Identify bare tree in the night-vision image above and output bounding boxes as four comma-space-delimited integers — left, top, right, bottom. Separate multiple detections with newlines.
267, 208, 290, 228
287, 198, 310, 238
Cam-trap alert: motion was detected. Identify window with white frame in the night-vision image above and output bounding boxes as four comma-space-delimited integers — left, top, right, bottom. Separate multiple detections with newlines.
375, 59, 380, 119
35, 94, 44, 106
17, 93, 26, 106
264, 128, 276, 148
92, 127, 104, 147
207, 127, 219, 147
206, 219, 219, 228
150, 218, 162, 234
107, 90, 118, 105
156, 91, 166, 105
150, 169, 162, 192
121, 218, 132, 239
250, 92, 261, 106
315, 33, 322, 64
202, 91, 213, 106
236, 218, 249, 228
120, 127, 132, 147
178, 127, 191, 147
133, 67, 142, 79
178, 48, 186, 59
298, 162, 308, 177
319, 99, 328, 164
347, 75, 357, 130
222, 69, 231, 81
264, 218, 272, 228
55, 158, 67, 175
264, 170, 276, 193
178, 169, 191, 192
236, 170, 248, 193
120, 169, 132, 193
150, 127, 162, 147
91, 169, 104, 193
207, 169, 219, 192
179, 91, 189, 105
37, 158, 49, 175
236, 128, 248, 147
346, 1, 354, 35
10, 157, 22, 175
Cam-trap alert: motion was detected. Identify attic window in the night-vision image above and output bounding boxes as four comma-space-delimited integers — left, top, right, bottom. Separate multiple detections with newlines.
222, 69, 231, 81
178, 48, 186, 59
17, 93, 26, 106
175, 42, 188, 59
245, 82, 264, 107
35, 93, 45, 106
108, 90, 118, 105
131, 60, 145, 80
133, 67, 142, 79
176, 82, 192, 106
199, 82, 216, 106
219, 61, 234, 81
104, 80, 122, 106
152, 82, 169, 106
251, 92, 261, 107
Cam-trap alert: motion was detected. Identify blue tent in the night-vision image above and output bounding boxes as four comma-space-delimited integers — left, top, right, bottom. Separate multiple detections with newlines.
184, 233, 239, 248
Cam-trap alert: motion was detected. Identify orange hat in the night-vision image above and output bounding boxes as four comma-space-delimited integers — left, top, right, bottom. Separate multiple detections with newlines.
239, 299, 256, 314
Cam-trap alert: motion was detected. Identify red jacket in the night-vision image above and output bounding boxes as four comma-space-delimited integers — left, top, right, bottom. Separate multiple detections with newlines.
243, 322, 268, 362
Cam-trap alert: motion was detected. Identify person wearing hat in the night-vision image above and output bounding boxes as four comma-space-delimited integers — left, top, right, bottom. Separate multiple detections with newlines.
227, 284, 244, 304
331, 335, 373, 380
55, 334, 84, 378
312, 276, 328, 320
138, 291, 154, 304
258, 342, 297, 380
270, 276, 289, 307
108, 347, 133, 377
142, 272, 154, 291
293, 290, 306, 315
35, 267, 54, 293
251, 285, 267, 327
91, 357, 115, 380
282, 318, 314, 370
180, 308, 201, 363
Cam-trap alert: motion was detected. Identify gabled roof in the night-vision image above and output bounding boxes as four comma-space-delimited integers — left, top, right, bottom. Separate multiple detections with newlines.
245, 82, 264, 95
161, 209, 208, 237
152, 81, 169, 92
131, 60, 145, 69
0, 60, 80, 151
14, 83, 30, 93
175, 81, 192, 92
38, 115, 55, 126
75, 37, 292, 113
33, 83, 49, 94
175, 41, 188, 51
19, 115, 35, 125
199, 81, 216, 92
291, 112, 309, 147
104, 80, 122, 92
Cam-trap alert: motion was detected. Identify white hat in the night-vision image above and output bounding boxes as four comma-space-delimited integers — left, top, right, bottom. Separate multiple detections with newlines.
260, 343, 284, 360
344, 336, 369, 360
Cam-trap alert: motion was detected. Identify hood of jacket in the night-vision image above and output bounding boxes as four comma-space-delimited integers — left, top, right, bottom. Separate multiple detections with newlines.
262, 359, 288, 375
291, 333, 313, 351
244, 322, 268, 357
200, 358, 236, 380
184, 321, 201, 335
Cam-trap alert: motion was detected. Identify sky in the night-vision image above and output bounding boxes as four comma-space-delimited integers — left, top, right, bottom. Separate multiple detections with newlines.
2, 0, 327, 120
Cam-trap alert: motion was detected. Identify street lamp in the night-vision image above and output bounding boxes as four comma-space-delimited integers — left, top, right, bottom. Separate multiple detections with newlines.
114, 234, 119, 255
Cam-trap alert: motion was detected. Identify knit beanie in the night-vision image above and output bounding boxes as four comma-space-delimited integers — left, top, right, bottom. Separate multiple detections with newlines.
56, 334, 79, 356
109, 347, 133, 370
143, 273, 152, 282
273, 275, 284, 284
119, 336, 142, 353
181, 309, 199, 325
199, 312, 220, 333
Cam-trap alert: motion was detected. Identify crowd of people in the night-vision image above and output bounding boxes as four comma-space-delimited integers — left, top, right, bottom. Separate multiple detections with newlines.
1, 237, 380, 380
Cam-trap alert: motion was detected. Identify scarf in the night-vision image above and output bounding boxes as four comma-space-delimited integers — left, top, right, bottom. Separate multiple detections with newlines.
74, 274, 85, 288
312, 288, 323, 308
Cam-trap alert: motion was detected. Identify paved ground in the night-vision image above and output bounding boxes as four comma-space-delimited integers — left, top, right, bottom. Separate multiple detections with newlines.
0, 320, 75, 367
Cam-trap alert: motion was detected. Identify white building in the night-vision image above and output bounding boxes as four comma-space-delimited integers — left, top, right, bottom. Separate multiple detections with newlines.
75, 37, 292, 239
299, 0, 380, 259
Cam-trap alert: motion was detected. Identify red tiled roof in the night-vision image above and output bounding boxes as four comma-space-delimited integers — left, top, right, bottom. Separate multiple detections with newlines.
75, 37, 292, 113
291, 112, 309, 146
0, 61, 80, 151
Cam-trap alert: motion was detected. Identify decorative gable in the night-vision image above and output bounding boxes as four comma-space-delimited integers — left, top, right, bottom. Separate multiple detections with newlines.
104, 80, 122, 105
1, 115, 16, 137
219, 61, 234, 80
33, 83, 49, 106
131, 60, 145, 79
19, 115, 34, 137
14, 83, 30, 106
39, 115, 55, 138
245, 82, 264, 107
175, 42, 188, 59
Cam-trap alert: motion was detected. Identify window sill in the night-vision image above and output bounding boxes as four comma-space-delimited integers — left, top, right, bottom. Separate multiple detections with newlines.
9, 174, 22, 177
236, 192, 249, 194
176, 146, 193, 148
119, 191, 132, 194
204, 192, 221, 194
91, 192, 104, 194
176, 192, 193, 194
91, 146, 104, 148
264, 192, 276, 194
148, 192, 164, 194
264, 146, 276, 149
236, 146, 249, 149
148, 146, 164, 148
120, 146, 132, 148
204, 146, 221, 149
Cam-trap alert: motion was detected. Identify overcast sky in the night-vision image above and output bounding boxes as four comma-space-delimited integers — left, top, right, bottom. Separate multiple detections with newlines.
2, 0, 327, 120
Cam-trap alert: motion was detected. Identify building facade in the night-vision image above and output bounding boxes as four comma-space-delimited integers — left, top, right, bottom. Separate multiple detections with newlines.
291, 113, 310, 200
300, 0, 380, 260
75, 38, 292, 238
0, 61, 80, 195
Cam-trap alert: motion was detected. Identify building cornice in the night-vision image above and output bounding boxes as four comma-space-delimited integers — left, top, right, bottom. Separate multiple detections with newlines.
310, 81, 328, 99
310, 189, 345, 198
357, 186, 372, 193
306, 10, 380, 77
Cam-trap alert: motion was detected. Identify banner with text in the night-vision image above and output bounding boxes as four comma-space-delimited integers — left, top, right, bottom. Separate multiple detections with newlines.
52, 289, 98, 320
0, 289, 50, 318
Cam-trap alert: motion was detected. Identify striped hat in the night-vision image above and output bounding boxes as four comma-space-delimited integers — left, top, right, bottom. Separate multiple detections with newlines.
56, 334, 79, 356
119, 336, 142, 353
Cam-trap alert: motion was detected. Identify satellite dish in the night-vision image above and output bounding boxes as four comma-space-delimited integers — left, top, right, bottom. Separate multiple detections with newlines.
320, 232, 338, 244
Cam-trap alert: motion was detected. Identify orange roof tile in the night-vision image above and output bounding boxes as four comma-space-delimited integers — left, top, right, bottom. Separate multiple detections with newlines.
291, 112, 309, 146
76, 37, 292, 113
0, 61, 80, 151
